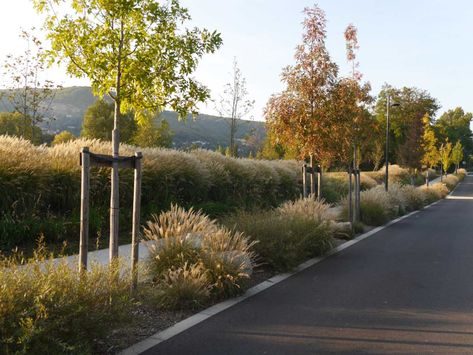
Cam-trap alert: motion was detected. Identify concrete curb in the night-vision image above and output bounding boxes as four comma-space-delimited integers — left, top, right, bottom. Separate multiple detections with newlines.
119, 184, 456, 355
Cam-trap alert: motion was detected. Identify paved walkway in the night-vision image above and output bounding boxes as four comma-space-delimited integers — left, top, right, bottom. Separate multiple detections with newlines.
142, 175, 473, 354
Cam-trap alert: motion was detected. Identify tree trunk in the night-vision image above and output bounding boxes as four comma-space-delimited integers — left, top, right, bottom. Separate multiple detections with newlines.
110, 20, 124, 262
310, 155, 316, 198
353, 146, 360, 223
426, 168, 429, 187
348, 168, 353, 224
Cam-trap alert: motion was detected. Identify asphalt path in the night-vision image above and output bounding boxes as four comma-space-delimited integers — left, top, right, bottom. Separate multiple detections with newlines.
144, 176, 473, 354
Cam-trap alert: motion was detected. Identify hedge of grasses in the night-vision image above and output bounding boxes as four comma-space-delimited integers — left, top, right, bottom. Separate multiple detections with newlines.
341, 180, 455, 226
365, 164, 433, 186
0, 136, 300, 248
0, 135, 384, 249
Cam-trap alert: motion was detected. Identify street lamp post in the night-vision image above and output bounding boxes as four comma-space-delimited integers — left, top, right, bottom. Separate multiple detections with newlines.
385, 95, 399, 191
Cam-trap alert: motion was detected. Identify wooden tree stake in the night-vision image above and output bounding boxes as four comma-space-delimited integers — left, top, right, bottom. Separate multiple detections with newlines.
310, 155, 316, 197
131, 152, 142, 291
79, 147, 90, 272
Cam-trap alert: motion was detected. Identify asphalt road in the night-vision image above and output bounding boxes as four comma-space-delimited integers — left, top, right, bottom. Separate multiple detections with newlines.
144, 176, 473, 354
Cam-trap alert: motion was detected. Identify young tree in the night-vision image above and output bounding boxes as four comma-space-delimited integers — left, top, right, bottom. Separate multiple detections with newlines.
451, 140, 463, 173
439, 140, 453, 178
343, 24, 374, 221
420, 114, 439, 185
434, 107, 472, 158
2, 30, 59, 143
265, 5, 338, 165
216, 58, 254, 157
34, 0, 222, 259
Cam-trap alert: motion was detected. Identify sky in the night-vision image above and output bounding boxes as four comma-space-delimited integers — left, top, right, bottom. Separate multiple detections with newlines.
1, 0, 473, 121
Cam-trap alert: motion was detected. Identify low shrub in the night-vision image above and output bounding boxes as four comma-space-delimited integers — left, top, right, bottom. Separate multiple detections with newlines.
223, 209, 332, 271
143, 205, 255, 306
0, 244, 134, 354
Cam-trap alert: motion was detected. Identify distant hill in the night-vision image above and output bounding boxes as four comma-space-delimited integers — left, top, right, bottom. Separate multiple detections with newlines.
0, 86, 266, 152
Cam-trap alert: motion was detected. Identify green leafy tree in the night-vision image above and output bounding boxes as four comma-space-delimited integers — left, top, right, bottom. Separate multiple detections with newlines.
420, 114, 439, 185
52, 130, 75, 145
375, 86, 440, 164
81, 99, 135, 143
451, 140, 463, 173
34, 0, 222, 257
0, 112, 42, 143
132, 119, 173, 148
434, 107, 472, 158
439, 140, 453, 178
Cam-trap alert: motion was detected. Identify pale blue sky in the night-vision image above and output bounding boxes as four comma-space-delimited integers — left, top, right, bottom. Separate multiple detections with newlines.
1, 1, 472, 120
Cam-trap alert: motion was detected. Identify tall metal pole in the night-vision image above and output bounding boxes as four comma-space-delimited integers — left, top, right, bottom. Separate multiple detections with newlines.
385, 95, 390, 192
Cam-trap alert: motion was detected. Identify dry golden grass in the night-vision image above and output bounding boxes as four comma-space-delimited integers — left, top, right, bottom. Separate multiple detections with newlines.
143, 205, 255, 303
0, 241, 134, 354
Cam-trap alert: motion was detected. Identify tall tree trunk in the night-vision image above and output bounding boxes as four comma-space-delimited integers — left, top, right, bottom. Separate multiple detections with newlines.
348, 167, 353, 224
354, 145, 360, 222
110, 20, 124, 262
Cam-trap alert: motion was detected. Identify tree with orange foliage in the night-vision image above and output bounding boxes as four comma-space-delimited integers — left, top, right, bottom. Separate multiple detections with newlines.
265, 5, 338, 167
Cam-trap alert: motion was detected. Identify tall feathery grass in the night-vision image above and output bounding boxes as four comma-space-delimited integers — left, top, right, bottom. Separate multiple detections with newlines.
143, 205, 255, 308
223, 198, 334, 271
0, 136, 301, 248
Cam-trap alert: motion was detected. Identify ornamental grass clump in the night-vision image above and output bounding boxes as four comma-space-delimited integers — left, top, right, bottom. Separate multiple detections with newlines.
0, 241, 134, 354
456, 168, 467, 181
277, 197, 332, 223
358, 186, 392, 226
155, 262, 211, 310
143, 205, 255, 307
419, 183, 448, 204
385, 183, 408, 215
223, 207, 333, 271
401, 185, 427, 211
444, 174, 459, 190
